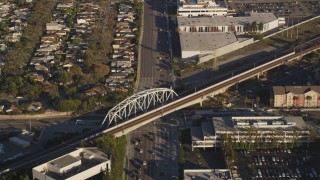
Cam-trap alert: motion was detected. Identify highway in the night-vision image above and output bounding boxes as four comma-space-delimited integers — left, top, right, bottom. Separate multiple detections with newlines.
137, 0, 173, 90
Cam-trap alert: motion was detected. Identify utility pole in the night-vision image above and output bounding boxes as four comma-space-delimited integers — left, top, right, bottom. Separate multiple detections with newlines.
286, 18, 289, 38
291, 18, 293, 39
296, 19, 299, 39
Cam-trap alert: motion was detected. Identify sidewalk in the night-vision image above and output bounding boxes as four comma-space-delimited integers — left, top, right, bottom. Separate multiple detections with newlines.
0, 111, 70, 120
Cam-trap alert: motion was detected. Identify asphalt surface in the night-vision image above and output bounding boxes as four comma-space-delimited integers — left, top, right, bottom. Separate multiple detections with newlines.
137, 0, 173, 91
127, 120, 179, 180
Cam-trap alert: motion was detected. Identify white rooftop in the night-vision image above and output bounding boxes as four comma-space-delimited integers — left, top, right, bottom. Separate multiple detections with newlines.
179, 32, 238, 51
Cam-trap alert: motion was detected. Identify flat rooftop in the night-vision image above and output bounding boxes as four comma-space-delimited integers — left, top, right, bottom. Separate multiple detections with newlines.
33, 148, 110, 180
213, 116, 307, 132
191, 127, 204, 141
50, 155, 79, 169
47, 158, 101, 179
178, 13, 277, 27
184, 169, 232, 180
179, 32, 238, 51
201, 121, 215, 137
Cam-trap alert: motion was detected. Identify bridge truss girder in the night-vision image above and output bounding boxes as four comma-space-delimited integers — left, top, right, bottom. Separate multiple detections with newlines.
102, 88, 178, 126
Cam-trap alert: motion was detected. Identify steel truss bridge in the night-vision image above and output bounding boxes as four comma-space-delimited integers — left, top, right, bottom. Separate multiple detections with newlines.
102, 88, 178, 126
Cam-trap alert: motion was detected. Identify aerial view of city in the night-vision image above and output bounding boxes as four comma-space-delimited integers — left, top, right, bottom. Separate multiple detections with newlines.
0, 0, 320, 179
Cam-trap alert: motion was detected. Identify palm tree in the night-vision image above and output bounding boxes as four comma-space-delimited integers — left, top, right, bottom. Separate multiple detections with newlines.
246, 23, 252, 33
293, 96, 298, 108
255, 96, 260, 108
251, 21, 257, 32
269, 98, 273, 108
244, 96, 249, 108
258, 22, 264, 32
306, 96, 312, 107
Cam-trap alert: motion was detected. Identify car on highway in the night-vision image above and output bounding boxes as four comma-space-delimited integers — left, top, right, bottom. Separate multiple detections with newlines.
75, 119, 86, 125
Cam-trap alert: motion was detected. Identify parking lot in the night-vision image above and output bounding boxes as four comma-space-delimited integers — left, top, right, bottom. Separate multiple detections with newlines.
229, 0, 320, 18
237, 148, 320, 179
126, 119, 179, 180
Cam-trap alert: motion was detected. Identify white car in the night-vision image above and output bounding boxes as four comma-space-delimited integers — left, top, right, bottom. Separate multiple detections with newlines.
76, 119, 86, 125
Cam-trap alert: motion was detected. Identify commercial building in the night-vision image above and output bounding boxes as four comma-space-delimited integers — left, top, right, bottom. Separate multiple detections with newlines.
272, 86, 320, 108
32, 148, 111, 180
191, 116, 310, 151
178, 13, 281, 60
178, 0, 228, 17
179, 32, 253, 61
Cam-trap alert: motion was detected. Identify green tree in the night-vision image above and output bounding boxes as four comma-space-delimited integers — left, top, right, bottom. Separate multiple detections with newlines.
58, 70, 68, 85
66, 86, 77, 96
269, 98, 274, 108
7, 82, 18, 97
47, 84, 60, 99
19, 83, 43, 100
56, 99, 81, 112
255, 96, 260, 108
244, 96, 249, 108
251, 21, 257, 32
258, 22, 264, 31
71, 38, 81, 44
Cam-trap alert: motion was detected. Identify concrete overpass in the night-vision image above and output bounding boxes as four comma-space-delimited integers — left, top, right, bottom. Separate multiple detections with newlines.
104, 42, 320, 137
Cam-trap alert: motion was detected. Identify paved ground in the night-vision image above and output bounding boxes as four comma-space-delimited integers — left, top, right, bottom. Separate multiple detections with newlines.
126, 119, 179, 180
137, 0, 174, 91
0, 114, 104, 164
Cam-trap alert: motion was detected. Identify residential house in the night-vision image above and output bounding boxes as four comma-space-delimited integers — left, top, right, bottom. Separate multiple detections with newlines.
84, 85, 109, 97
28, 102, 43, 111
46, 22, 66, 31
109, 72, 128, 79
5, 103, 21, 113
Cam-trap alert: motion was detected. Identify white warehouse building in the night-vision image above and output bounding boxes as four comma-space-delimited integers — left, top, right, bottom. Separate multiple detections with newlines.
32, 148, 111, 180
178, 13, 281, 60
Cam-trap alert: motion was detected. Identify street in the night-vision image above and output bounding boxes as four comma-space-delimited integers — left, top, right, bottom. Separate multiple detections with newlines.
127, 119, 179, 180
137, 0, 174, 91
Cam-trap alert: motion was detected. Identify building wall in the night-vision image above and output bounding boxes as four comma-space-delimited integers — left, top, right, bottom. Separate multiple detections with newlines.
32, 168, 55, 180
179, 19, 279, 34
178, 7, 228, 17
66, 162, 110, 180
181, 50, 200, 59
273, 90, 320, 108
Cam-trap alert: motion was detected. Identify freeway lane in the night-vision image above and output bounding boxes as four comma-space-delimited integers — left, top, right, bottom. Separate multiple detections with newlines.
138, 0, 173, 90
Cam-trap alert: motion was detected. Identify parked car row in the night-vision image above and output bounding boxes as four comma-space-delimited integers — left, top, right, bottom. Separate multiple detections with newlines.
247, 149, 319, 179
